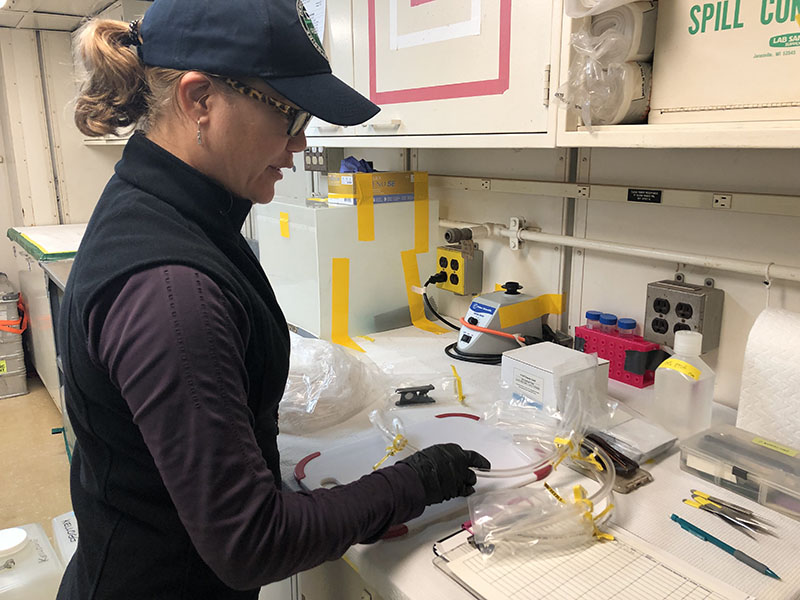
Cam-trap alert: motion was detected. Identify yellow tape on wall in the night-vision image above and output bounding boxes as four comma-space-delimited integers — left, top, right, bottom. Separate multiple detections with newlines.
279, 212, 290, 238
413, 172, 429, 254
498, 294, 564, 329
331, 257, 365, 352
355, 173, 375, 242
400, 249, 448, 335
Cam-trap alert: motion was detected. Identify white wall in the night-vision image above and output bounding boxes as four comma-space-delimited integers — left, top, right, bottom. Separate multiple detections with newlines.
316, 146, 800, 410
40, 31, 122, 224
574, 148, 800, 408
0, 29, 121, 287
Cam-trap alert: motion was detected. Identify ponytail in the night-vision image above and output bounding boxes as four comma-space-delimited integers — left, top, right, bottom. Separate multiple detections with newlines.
74, 19, 149, 136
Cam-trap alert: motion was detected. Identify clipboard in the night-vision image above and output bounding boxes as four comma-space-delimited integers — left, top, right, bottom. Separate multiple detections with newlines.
432, 526, 755, 600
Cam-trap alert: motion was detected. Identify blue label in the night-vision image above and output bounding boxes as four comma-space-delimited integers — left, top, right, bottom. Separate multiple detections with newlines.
374, 193, 415, 204
469, 302, 496, 315
510, 393, 543, 410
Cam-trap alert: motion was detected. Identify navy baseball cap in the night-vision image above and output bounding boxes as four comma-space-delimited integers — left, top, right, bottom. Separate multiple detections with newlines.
139, 0, 379, 126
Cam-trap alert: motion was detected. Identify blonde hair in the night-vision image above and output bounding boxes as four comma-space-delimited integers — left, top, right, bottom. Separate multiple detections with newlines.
74, 19, 186, 136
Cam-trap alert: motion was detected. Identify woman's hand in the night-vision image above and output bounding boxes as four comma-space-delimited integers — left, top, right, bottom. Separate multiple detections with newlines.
399, 443, 491, 505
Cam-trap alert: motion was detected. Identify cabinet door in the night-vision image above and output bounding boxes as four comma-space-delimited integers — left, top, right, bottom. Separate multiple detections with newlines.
351, 0, 554, 136
306, 0, 358, 138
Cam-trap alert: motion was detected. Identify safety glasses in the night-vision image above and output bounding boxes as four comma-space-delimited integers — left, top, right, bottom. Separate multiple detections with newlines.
218, 77, 312, 137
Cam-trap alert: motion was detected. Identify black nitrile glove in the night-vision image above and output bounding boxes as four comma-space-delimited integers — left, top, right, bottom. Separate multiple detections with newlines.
399, 443, 491, 505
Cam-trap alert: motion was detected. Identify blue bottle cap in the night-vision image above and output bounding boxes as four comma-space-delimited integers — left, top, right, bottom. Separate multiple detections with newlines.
618, 318, 637, 330
599, 313, 617, 325
585, 310, 602, 320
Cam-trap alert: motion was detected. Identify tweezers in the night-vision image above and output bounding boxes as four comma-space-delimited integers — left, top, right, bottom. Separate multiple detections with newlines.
692, 489, 777, 527
683, 498, 757, 539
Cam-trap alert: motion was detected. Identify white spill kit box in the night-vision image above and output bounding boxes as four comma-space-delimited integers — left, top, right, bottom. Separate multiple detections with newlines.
501, 342, 610, 413
649, 0, 800, 124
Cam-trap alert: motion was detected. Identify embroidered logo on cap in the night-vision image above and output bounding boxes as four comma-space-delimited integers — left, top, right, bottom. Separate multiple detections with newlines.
297, 0, 327, 60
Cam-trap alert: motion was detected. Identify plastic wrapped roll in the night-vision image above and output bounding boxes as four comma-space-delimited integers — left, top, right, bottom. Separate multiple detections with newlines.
590, 1, 658, 63
565, 0, 640, 18
588, 61, 653, 126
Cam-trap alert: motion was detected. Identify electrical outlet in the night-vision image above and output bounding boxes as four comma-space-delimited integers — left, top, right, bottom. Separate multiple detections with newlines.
436, 245, 483, 296
303, 147, 344, 172
644, 278, 725, 352
712, 193, 732, 209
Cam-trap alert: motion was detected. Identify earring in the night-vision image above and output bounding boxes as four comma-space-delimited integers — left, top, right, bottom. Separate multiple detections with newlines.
196, 119, 202, 146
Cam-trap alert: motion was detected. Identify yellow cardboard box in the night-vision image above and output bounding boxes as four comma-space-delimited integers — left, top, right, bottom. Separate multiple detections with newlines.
327, 172, 424, 206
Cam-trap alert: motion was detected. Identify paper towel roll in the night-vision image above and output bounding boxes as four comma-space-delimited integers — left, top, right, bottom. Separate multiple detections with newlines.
736, 308, 800, 448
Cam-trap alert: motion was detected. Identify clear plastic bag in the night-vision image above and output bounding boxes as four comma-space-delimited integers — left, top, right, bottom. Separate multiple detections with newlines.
485, 352, 618, 475
369, 352, 616, 483
554, 30, 651, 129
278, 334, 388, 434
468, 438, 616, 554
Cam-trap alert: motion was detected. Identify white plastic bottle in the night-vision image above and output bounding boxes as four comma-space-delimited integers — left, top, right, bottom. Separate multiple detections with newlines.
654, 331, 715, 440
0, 524, 63, 600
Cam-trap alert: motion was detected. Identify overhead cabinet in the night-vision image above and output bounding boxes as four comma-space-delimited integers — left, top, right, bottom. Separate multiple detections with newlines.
308, 0, 561, 146
556, 1, 800, 148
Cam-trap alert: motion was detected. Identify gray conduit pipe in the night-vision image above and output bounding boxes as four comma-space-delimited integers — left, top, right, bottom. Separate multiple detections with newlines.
439, 219, 800, 284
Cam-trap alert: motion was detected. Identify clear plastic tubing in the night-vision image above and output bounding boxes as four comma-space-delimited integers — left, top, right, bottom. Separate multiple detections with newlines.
599, 313, 618, 335
617, 318, 637, 339
585, 310, 602, 330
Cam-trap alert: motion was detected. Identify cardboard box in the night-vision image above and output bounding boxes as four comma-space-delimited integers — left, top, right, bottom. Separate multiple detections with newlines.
327, 172, 422, 206
501, 342, 610, 413
649, 1, 800, 124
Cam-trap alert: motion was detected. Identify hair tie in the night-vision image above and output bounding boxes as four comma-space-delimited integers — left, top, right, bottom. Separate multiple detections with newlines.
127, 19, 142, 47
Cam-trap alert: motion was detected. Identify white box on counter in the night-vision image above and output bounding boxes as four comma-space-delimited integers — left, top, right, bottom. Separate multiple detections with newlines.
501, 342, 610, 413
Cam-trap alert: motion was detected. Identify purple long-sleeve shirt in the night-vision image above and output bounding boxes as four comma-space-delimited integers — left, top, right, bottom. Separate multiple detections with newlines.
87, 264, 426, 589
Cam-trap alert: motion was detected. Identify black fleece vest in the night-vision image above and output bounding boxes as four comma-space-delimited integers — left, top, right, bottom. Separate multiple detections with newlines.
56, 133, 289, 600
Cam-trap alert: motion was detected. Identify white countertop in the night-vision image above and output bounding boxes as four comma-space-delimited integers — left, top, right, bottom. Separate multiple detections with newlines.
277, 326, 800, 600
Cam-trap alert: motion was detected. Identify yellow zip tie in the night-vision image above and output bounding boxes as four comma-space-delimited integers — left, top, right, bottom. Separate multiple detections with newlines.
591, 501, 615, 541
573, 485, 594, 512
545, 483, 565, 504
544, 482, 566, 504
552, 437, 574, 470
450, 364, 465, 404
373, 434, 408, 470
594, 503, 614, 523
358, 335, 376, 342
574, 450, 605, 472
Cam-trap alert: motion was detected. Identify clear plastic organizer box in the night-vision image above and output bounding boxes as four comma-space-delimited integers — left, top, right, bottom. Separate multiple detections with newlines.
680, 424, 800, 521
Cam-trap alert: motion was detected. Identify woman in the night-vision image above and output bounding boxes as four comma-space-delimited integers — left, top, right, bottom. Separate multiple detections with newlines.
57, 1, 489, 598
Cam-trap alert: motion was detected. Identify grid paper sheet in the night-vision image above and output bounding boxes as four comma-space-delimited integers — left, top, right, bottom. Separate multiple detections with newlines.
445, 535, 752, 600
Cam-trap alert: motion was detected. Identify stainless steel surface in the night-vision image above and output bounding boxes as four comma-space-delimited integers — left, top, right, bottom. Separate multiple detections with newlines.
39, 259, 72, 292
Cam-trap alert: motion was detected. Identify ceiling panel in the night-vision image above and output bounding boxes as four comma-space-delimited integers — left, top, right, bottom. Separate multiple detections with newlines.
34, 0, 114, 16
0, 12, 23, 27
0, 0, 119, 31
17, 12, 83, 30
5, 0, 38, 11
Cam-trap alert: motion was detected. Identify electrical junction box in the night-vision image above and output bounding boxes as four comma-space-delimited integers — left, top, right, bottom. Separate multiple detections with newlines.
645, 278, 724, 353
501, 342, 610, 413
303, 147, 343, 173
435, 245, 483, 296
